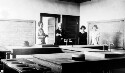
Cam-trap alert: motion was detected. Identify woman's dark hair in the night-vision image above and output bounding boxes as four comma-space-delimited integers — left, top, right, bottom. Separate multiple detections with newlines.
93, 25, 98, 29
80, 25, 86, 29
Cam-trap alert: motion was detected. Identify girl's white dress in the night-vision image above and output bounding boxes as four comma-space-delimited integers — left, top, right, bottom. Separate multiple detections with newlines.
90, 30, 100, 45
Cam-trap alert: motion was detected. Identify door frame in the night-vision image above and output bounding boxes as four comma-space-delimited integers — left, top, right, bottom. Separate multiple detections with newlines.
40, 13, 60, 23
40, 13, 61, 45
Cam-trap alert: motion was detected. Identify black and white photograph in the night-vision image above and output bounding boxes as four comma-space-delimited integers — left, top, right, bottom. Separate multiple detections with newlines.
0, 0, 125, 73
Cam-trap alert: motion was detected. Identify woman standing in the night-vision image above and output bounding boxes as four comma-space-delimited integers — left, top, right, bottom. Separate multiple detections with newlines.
55, 23, 64, 45
78, 25, 87, 45
38, 22, 48, 44
90, 25, 100, 45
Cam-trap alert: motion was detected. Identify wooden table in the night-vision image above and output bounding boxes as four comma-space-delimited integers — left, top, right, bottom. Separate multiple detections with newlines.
60, 45, 108, 50
32, 53, 125, 73
0, 46, 11, 59
5, 46, 63, 58
1, 58, 52, 73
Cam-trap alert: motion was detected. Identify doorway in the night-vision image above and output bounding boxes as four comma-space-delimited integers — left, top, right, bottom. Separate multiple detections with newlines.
36, 13, 79, 45
42, 17, 55, 44
38, 13, 60, 45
